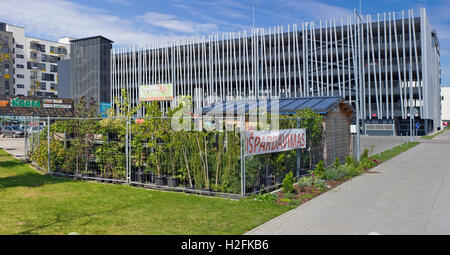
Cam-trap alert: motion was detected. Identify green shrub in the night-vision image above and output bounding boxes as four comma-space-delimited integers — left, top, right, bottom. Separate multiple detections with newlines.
323, 167, 346, 180
346, 164, 364, 177
298, 176, 313, 188
345, 155, 354, 165
282, 172, 295, 194
361, 148, 369, 160
333, 157, 340, 169
255, 193, 278, 203
283, 192, 296, 200
313, 179, 327, 190
314, 160, 325, 178
360, 157, 377, 170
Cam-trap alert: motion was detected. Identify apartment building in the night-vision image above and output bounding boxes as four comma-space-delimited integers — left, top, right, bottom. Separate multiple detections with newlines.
0, 23, 14, 96
1, 22, 71, 98
111, 8, 441, 135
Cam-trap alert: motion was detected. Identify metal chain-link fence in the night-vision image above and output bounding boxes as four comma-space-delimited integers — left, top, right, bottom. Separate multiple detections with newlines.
24, 115, 351, 198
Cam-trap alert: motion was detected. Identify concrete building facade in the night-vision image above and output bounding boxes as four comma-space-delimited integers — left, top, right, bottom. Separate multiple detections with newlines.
441, 86, 450, 125
2, 23, 71, 98
111, 8, 441, 135
0, 23, 14, 96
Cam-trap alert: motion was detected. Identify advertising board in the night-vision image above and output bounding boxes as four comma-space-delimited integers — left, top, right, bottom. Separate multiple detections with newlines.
244, 128, 306, 156
139, 84, 173, 101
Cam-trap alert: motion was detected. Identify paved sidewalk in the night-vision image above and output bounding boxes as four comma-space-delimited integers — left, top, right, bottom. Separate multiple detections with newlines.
0, 137, 26, 160
247, 130, 450, 235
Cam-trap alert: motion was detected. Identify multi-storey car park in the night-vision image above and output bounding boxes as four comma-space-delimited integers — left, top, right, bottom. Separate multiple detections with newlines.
111, 8, 441, 136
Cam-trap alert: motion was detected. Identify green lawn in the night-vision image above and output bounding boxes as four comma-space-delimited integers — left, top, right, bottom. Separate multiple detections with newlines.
369, 141, 420, 163
0, 149, 289, 235
421, 128, 448, 139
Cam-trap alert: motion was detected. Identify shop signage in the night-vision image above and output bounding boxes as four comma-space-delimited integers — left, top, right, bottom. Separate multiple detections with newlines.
139, 83, 173, 101
244, 128, 306, 156
0, 96, 74, 117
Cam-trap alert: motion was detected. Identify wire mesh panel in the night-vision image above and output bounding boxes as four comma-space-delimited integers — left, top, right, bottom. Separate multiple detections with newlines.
129, 116, 244, 196
242, 117, 325, 195
24, 114, 354, 197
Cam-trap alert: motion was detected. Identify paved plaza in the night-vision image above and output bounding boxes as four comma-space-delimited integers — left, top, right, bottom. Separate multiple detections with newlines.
248, 131, 450, 235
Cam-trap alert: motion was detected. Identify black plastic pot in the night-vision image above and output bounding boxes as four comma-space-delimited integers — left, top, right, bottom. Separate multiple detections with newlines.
155, 176, 167, 186
167, 177, 179, 187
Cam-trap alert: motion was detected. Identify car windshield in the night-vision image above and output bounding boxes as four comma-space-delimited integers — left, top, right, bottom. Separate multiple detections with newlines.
12, 126, 22, 131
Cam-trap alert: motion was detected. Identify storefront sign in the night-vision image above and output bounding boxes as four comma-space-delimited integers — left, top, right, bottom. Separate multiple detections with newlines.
244, 128, 306, 156
139, 84, 173, 101
0, 96, 73, 117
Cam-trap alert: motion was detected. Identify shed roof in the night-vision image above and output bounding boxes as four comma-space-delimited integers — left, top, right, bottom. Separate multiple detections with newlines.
201, 96, 351, 116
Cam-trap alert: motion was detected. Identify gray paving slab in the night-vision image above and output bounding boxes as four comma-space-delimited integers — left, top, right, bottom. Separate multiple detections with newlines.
0, 137, 26, 159
247, 130, 450, 235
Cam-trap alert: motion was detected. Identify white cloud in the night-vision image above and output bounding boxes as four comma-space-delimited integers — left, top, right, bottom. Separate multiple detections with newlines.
0, 0, 215, 46
136, 12, 217, 34
280, 0, 353, 21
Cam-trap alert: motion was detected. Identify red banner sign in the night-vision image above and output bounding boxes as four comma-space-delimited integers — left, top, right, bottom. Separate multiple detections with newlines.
244, 129, 306, 156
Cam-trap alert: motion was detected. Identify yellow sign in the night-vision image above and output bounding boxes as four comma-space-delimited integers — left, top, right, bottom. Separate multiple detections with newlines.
139, 84, 174, 101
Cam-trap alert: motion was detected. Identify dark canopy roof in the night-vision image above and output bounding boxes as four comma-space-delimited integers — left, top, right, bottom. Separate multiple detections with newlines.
201, 96, 350, 116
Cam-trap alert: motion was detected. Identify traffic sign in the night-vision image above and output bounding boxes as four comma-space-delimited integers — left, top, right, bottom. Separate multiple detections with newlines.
415, 122, 420, 129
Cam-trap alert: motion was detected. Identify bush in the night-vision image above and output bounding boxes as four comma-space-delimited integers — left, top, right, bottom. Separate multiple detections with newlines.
314, 160, 325, 179
313, 179, 327, 190
345, 155, 354, 165
333, 157, 340, 169
360, 157, 377, 170
255, 193, 277, 203
298, 176, 313, 188
361, 148, 369, 160
282, 172, 295, 194
323, 167, 346, 180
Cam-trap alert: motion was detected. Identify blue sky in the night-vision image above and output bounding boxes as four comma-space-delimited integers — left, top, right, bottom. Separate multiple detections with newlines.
1, 0, 449, 86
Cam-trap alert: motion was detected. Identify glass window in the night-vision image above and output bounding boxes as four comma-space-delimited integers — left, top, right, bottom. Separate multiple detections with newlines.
16, 44, 24, 49
41, 73, 54, 81
40, 82, 47, 90
16, 84, 25, 88
16, 64, 24, 69
17, 74, 24, 78
50, 65, 57, 72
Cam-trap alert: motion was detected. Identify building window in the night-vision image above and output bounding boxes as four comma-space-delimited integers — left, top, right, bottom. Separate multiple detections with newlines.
50, 83, 56, 90
41, 73, 54, 81
31, 52, 38, 59
16, 54, 24, 59
16, 44, 24, 49
16, 74, 24, 79
16, 64, 24, 69
50, 65, 57, 72
40, 82, 47, 90
16, 84, 25, 88
50, 46, 55, 53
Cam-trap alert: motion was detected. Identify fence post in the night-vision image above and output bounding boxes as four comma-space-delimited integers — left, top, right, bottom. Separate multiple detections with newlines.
240, 115, 246, 197
126, 117, 130, 183
47, 116, 50, 173
24, 116, 28, 160
296, 117, 301, 179
391, 133, 393, 152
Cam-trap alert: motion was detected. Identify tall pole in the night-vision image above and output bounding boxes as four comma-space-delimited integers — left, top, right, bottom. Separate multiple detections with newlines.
354, 10, 361, 160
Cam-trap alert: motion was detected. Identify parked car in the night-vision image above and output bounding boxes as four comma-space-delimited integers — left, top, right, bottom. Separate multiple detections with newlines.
1, 126, 25, 138
27, 126, 44, 134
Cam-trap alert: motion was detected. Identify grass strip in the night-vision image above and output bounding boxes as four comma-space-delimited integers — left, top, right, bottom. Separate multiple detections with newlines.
0, 149, 289, 235
369, 141, 420, 163
421, 128, 447, 139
